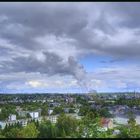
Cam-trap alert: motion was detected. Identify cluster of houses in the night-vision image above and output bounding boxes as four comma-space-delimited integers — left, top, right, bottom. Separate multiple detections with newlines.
0, 107, 42, 129
0, 103, 80, 129
0, 103, 114, 132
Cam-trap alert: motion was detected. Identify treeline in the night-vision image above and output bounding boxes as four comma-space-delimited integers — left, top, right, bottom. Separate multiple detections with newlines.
115, 98, 140, 107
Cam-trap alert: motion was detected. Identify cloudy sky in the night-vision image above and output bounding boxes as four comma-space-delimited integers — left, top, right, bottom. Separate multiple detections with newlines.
0, 2, 140, 93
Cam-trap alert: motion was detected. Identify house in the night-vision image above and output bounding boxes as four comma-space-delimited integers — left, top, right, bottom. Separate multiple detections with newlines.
113, 129, 120, 135
48, 109, 53, 115
91, 104, 102, 110
28, 109, 41, 119
47, 115, 58, 123
42, 100, 46, 103
0, 121, 6, 129
65, 98, 69, 102
18, 110, 28, 117
100, 118, 113, 131
88, 101, 96, 104
9, 114, 16, 121
47, 99, 54, 103
20, 120, 28, 127
16, 106, 22, 112
64, 108, 70, 113
29, 111, 39, 119
66, 113, 81, 120
66, 97, 75, 103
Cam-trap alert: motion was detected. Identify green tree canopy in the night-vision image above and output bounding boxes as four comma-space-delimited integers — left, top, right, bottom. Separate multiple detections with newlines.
20, 122, 39, 138
56, 113, 78, 137
38, 120, 56, 138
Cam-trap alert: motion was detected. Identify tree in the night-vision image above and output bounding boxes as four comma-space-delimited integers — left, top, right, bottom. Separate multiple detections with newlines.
117, 117, 140, 138
0, 128, 5, 138
127, 111, 136, 123
38, 120, 53, 138
4, 127, 21, 138
53, 106, 64, 115
78, 106, 90, 116
98, 108, 112, 118
61, 128, 66, 138
20, 122, 39, 138
35, 120, 39, 129
56, 113, 78, 137
77, 111, 106, 138
51, 124, 57, 138
0, 134, 5, 138
16, 122, 22, 129
69, 108, 75, 113
41, 106, 48, 116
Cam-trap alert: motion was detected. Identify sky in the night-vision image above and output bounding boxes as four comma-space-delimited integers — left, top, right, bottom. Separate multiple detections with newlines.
0, 2, 140, 93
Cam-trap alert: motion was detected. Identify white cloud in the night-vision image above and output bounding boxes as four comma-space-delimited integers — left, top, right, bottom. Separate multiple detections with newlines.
27, 80, 42, 88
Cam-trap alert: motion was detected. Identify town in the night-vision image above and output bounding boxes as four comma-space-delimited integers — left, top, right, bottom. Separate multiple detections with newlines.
0, 91, 140, 138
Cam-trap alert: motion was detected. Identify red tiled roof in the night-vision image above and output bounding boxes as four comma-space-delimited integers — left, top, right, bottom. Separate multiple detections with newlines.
100, 118, 111, 126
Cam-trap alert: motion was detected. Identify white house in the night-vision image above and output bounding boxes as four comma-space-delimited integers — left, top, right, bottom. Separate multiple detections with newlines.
47, 115, 58, 123
48, 109, 53, 115
20, 120, 28, 127
0, 121, 6, 129
8, 114, 16, 121
66, 113, 81, 120
29, 112, 39, 119
47, 99, 54, 103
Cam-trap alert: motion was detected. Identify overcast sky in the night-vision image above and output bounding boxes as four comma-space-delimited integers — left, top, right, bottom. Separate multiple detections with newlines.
0, 2, 140, 93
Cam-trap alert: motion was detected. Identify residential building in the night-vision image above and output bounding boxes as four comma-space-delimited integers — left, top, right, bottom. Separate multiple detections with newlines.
100, 118, 113, 131
47, 115, 58, 123
18, 110, 28, 117
9, 114, 16, 121
64, 108, 70, 113
21, 120, 28, 127
66, 113, 81, 120
48, 109, 53, 115
29, 112, 39, 119
0, 121, 6, 129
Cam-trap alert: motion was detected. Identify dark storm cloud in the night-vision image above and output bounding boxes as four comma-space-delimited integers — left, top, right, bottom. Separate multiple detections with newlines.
0, 2, 88, 50
0, 2, 140, 58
